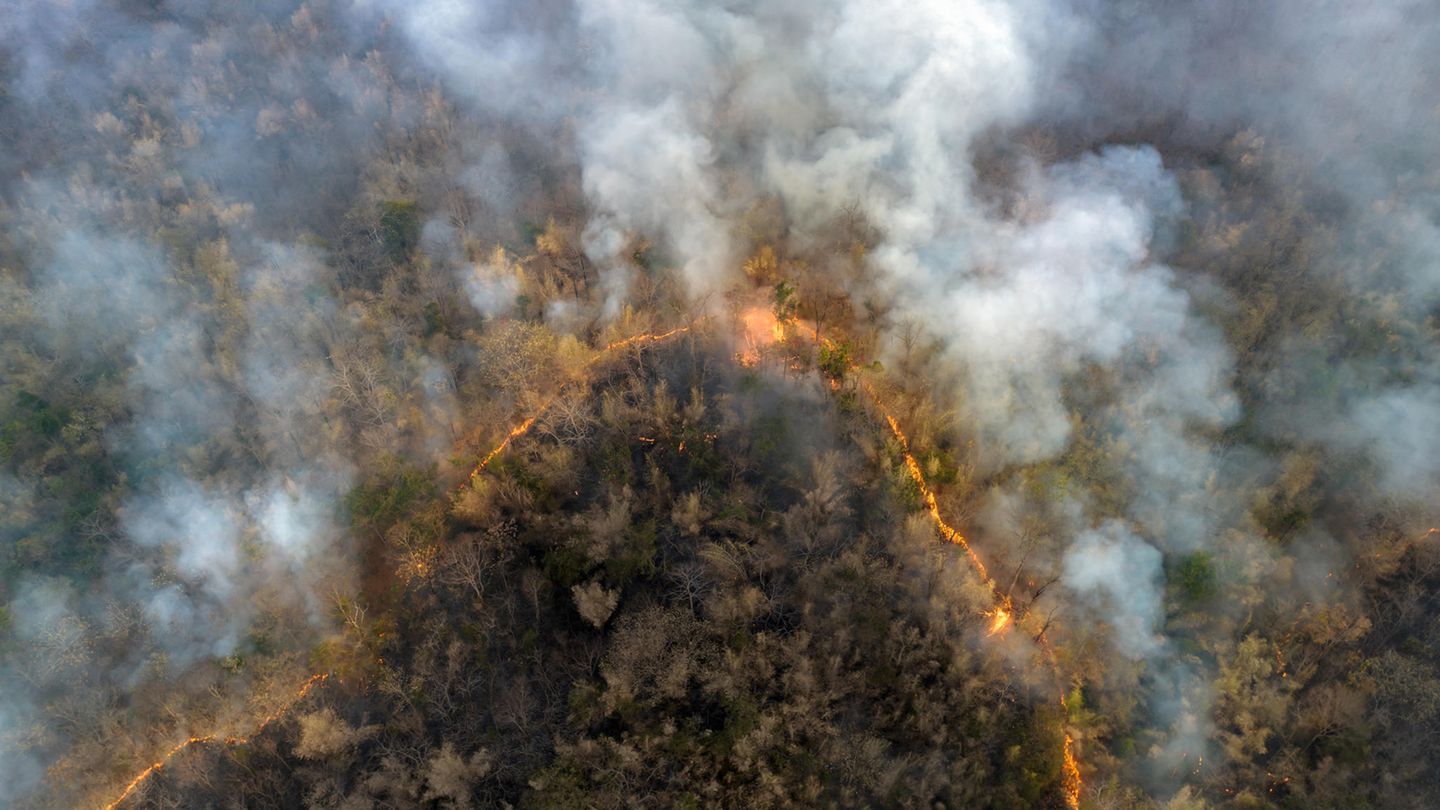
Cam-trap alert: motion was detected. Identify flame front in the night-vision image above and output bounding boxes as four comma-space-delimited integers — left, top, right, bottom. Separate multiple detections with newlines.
460, 324, 695, 488
103, 673, 329, 810
603, 324, 693, 352
472, 414, 540, 476
882, 410, 998, 586
107, 322, 1080, 809
856, 373, 1081, 808
986, 606, 1012, 637
737, 307, 781, 366
1062, 734, 1082, 808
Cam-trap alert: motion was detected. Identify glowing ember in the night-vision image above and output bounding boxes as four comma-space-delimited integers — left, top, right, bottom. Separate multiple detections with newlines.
603, 324, 693, 352
103, 673, 329, 810
880, 409, 996, 587
473, 415, 540, 475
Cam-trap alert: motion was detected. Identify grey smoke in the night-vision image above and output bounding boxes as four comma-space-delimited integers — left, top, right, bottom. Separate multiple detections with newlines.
463, 249, 521, 320
1062, 521, 1165, 659
3, 0, 1439, 804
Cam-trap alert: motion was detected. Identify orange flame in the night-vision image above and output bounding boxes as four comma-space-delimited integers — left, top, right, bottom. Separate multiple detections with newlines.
1062, 734, 1082, 808
472, 415, 540, 474
103, 673, 329, 810
737, 307, 781, 366
858, 379, 1081, 808
603, 324, 693, 352
109, 324, 696, 809
882, 410, 998, 586
986, 606, 1012, 637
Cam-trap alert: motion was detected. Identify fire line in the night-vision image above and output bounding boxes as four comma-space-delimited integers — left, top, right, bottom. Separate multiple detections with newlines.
869, 388, 1081, 808
793, 328, 1083, 809
104, 328, 699, 808
102, 673, 329, 810
458, 323, 696, 489
106, 318, 1081, 809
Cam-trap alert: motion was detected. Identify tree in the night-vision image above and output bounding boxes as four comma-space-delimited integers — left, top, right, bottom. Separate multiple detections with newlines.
422, 743, 493, 809
571, 581, 619, 629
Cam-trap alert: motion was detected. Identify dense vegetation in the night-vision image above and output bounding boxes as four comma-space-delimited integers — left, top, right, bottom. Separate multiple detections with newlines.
2, 2, 1440, 809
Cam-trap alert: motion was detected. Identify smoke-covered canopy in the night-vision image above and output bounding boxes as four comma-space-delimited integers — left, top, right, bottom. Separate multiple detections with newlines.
3, 1, 1440, 807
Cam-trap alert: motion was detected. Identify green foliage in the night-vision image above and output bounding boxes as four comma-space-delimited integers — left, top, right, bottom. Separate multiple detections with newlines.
596, 436, 634, 486
889, 462, 923, 511
494, 457, 546, 498
1023, 464, 1073, 502
1174, 552, 1219, 602
1004, 711, 1067, 808
923, 448, 960, 485
773, 280, 799, 323
708, 695, 759, 756
751, 413, 788, 466
675, 424, 726, 483
345, 456, 435, 531
632, 242, 655, 271
521, 763, 590, 810
0, 391, 70, 463
1315, 726, 1370, 767
1255, 498, 1311, 541
422, 301, 450, 338
543, 545, 595, 589
377, 199, 419, 262
817, 339, 851, 383
605, 518, 657, 586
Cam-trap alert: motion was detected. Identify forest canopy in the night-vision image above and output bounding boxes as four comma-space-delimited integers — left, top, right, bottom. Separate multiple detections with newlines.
2, 2, 1440, 809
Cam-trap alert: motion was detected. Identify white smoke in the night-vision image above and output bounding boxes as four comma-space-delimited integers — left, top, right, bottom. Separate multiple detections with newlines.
6, 0, 1440, 803
364, 0, 1248, 781
1062, 521, 1165, 659
580, 99, 734, 299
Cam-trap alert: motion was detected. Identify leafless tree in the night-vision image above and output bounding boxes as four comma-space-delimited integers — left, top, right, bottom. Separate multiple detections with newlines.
438, 525, 515, 607
330, 353, 394, 430
536, 391, 594, 446
666, 563, 711, 614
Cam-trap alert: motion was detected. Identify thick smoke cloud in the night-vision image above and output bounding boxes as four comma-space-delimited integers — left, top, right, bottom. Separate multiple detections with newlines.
1051, 1, 1440, 510
1063, 521, 1165, 659
581, 100, 733, 302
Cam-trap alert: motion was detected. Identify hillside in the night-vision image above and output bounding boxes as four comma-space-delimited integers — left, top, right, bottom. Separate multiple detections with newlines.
4, 3, 1440, 809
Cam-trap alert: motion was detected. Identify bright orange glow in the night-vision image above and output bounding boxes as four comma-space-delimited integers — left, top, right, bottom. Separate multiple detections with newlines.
103, 673, 329, 810
602, 324, 693, 352
473, 415, 539, 474
880, 409, 997, 588
1062, 734, 1082, 809
986, 606, 1012, 637
737, 307, 781, 366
